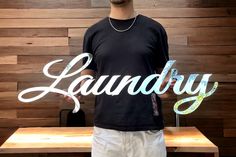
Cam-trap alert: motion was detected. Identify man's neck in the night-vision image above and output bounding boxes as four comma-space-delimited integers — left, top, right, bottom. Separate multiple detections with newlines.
109, 1, 135, 20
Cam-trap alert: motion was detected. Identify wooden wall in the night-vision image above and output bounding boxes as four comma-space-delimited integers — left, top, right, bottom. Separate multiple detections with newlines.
0, 0, 235, 157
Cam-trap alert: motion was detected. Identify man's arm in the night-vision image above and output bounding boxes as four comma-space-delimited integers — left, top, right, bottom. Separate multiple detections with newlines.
64, 69, 96, 103
80, 69, 96, 86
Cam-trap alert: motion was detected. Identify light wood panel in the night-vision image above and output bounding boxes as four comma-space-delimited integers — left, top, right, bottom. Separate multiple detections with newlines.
0, 56, 17, 64
0, 127, 218, 156
0, 1, 235, 157
0, 18, 236, 28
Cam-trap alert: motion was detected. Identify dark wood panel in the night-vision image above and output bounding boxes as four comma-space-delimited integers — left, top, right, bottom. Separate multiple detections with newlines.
211, 137, 236, 147
0, 46, 70, 56
91, 0, 236, 8
17, 55, 77, 64
169, 45, 236, 55
0, 28, 67, 37
173, 55, 236, 73
180, 101, 236, 118
0, 73, 52, 82
153, 0, 236, 8
0, 82, 17, 91
197, 127, 223, 137
0, 64, 59, 73
224, 129, 236, 137
166, 27, 236, 36
0, 0, 90, 9
224, 119, 236, 128
0, 110, 16, 118
17, 109, 59, 118
0, 37, 68, 46
0, 8, 233, 18
0, 154, 44, 157
189, 34, 236, 46
0, 17, 235, 28
18, 81, 74, 90
180, 118, 223, 128
0, 127, 17, 145
4, 100, 95, 110
220, 147, 236, 157
177, 83, 236, 102
0, 64, 84, 74
0, 118, 59, 127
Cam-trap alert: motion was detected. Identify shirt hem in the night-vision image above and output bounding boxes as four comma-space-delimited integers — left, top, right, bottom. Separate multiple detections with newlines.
94, 123, 165, 131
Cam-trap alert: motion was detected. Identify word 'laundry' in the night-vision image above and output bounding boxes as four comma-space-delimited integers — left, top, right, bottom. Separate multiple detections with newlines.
18, 53, 218, 115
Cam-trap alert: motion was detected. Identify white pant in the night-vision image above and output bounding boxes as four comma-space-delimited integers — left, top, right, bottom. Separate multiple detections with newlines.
92, 126, 167, 157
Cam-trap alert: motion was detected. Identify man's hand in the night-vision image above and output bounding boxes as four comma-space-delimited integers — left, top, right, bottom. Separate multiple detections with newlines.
156, 67, 176, 99
63, 93, 82, 104
60, 69, 96, 103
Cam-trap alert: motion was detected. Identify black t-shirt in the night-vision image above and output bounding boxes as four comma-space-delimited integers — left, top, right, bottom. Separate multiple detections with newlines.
82, 14, 169, 131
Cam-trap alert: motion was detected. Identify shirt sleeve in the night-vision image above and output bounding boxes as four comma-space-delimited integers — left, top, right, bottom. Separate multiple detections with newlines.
82, 28, 97, 71
154, 25, 169, 68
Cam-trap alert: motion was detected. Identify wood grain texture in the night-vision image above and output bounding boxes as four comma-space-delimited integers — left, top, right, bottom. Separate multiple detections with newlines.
0, 110, 16, 118
17, 109, 59, 118
0, 8, 234, 18
0, 37, 68, 46
0, 46, 70, 56
0, 18, 236, 28
0, 56, 17, 64
0, 118, 59, 127
0, 82, 17, 91
91, 0, 236, 8
0, 0, 91, 9
0, 127, 218, 155
0, 28, 68, 37
173, 55, 236, 73
0, 0, 235, 156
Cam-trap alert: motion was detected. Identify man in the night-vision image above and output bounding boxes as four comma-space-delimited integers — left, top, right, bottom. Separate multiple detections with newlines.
66, 0, 170, 156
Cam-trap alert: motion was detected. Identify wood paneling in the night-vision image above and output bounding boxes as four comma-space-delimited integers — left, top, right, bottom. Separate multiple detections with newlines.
0, 28, 68, 37
173, 55, 236, 73
17, 55, 77, 64
91, 0, 236, 8
17, 109, 59, 118
0, 82, 17, 91
0, 0, 91, 9
0, 37, 68, 46
0, 56, 17, 64
0, 1, 235, 157
0, 110, 16, 118
0, 118, 59, 127
0, 18, 236, 28
0, 46, 70, 56
0, 8, 234, 18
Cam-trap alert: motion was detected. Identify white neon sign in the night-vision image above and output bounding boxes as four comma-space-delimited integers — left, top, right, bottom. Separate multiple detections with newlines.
18, 53, 218, 115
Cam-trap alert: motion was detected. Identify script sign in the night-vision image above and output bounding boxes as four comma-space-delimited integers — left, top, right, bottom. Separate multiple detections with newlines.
18, 53, 218, 115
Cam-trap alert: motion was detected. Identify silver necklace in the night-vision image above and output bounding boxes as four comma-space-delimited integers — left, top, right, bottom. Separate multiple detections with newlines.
108, 12, 138, 33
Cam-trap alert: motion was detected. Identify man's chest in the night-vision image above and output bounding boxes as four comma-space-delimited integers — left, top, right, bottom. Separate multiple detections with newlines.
92, 31, 157, 64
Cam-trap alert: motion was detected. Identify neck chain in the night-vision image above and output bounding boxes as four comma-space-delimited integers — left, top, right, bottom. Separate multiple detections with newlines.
108, 12, 138, 33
